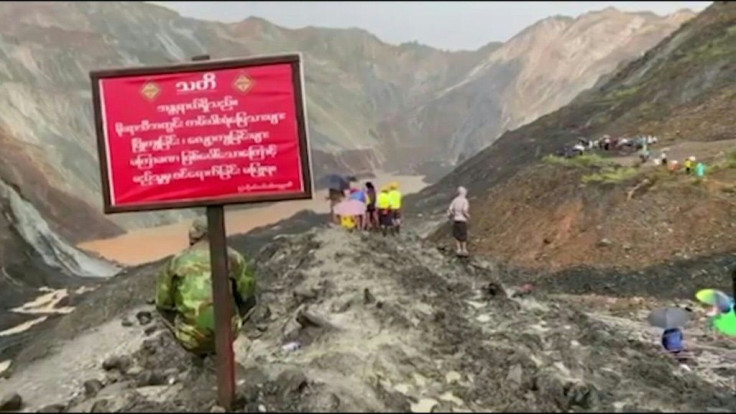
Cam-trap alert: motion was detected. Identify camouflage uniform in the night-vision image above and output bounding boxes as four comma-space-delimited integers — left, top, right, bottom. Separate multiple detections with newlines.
155, 217, 256, 355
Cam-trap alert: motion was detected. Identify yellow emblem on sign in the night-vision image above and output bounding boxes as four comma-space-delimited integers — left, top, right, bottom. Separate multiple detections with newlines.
140, 82, 161, 101
233, 74, 254, 93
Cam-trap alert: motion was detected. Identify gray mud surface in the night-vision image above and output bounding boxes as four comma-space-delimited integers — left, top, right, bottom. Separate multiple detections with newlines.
2, 226, 736, 412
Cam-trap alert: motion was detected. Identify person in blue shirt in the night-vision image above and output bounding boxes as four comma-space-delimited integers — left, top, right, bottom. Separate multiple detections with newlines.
661, 307, 694, 363
661, 327, 689, 363
661, 328, 684, 352
349, 187, 367, 203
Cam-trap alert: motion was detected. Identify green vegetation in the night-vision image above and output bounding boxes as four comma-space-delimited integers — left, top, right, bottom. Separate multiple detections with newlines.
542, 153, 615, 168
708, 151, 736, 173
725, 151, 736, 169
680, 24, 736, 63
605, 84, 641, 100
581, 166, 640, 184
543, 154, 642, 185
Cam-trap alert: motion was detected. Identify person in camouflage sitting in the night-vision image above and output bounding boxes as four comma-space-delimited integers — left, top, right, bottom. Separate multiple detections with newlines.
155, 217, 257, 356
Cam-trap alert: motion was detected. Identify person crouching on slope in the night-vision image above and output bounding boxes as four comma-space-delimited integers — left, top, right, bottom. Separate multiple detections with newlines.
447, 186, 470, 257
388, 182, 403, 235
155, 217, 257, 356
661, 326, 690, 363
376, 186, 393, 236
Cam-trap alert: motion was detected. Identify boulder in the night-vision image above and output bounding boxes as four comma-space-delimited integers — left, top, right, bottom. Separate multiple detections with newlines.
0, 393, 22, 412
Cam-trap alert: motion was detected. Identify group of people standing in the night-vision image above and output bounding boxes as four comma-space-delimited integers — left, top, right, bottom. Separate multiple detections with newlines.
670, 155, 707, 177
563, 135, 659, 158
330, 181, 403, 236
328, 178, 472, 257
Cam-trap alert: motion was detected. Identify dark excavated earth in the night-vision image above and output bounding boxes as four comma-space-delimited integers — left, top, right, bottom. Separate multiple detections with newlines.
2, 218, 736, 412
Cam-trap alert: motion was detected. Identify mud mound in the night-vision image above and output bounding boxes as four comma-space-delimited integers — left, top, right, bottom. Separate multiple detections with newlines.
429, 162, 736, 272
237, 229, 735, 412
4, 227, 736, 412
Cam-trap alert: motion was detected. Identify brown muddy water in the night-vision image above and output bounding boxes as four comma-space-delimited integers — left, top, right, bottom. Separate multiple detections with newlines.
77, 173, 428, 265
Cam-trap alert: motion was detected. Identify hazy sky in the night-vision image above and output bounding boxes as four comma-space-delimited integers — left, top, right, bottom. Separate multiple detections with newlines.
151, 1, 711, 50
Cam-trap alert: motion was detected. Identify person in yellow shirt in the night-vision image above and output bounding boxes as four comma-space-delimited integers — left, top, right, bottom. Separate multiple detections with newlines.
388, 182, 403, 235
340, 214, 357, 232
684, 156, 695, 174
376, 186, 392, 236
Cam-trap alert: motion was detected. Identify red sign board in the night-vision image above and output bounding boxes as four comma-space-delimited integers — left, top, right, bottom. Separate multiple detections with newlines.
90, 54, 312, 213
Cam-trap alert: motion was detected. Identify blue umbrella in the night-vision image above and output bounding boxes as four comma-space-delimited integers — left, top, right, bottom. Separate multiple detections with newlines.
320, 174, 356, 191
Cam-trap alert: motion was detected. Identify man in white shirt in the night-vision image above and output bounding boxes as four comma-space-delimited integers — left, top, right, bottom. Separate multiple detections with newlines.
447, 186, 470, 257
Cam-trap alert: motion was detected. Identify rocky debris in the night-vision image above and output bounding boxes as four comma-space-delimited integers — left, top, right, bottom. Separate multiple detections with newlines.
83, 379, 104, 398
597, 238, 613, 248
37, 403, 65, 413
120, 318, 134, 328
135, 311, 153, 326
101, 356, 133, 373
506, 364, 523, 387
293, 287, 318, 302
274, 369, 309, 400
445, 371, 461, 384
295, 307, 335, 330
8, 227, 736, 412
134, 370, 167, 387
0, 360, 11, 379
410, 398, 438, 413
363, 288, 376, 305
481, 282, 505, 298
0, 393, 22, 412
144, 325, 159, 336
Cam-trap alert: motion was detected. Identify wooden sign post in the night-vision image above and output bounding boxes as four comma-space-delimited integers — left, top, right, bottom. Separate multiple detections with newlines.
90, 53, 312, 409
191, 53, 235, 410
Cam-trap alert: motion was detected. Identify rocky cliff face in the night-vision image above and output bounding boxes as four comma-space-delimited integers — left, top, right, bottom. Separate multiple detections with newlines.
379, 8, 695, 166
0, 1, 692, 230
0, 125, 121, 311
0, 171, 121, 361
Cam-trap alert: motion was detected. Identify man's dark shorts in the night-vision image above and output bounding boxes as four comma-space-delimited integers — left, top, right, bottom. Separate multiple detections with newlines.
391, 209, 401, 221
329, 188, 344, 202
452, 220, 468, 242
379, 210, 393, 227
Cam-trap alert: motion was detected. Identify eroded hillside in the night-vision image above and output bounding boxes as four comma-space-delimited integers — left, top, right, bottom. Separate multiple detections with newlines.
414, 2, 735, 273
0, 1, 692, 229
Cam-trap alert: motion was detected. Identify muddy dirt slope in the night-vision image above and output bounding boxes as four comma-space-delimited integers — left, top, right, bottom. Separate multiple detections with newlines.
3, 227, 736, 412
428, 159, 736, 272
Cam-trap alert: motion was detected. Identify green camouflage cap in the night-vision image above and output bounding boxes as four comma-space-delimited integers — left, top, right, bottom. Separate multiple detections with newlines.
188, 217, 208, 243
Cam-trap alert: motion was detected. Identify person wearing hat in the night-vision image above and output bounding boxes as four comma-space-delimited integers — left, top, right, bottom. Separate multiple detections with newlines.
387, 182, 403, 235
155, 217, 257, 355
684, 156, 695, 174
